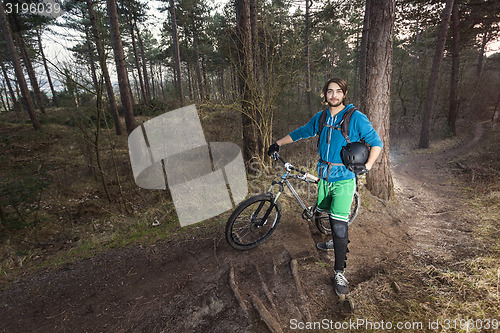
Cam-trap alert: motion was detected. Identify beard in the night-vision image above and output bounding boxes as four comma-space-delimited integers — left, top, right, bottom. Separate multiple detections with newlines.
328, 98, 344, 108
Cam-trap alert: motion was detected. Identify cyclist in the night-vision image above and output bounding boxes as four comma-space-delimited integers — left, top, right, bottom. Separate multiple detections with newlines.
267, 77, 383, 298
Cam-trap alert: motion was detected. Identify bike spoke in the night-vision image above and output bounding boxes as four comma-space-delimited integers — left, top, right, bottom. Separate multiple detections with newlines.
229, 200, 278, 246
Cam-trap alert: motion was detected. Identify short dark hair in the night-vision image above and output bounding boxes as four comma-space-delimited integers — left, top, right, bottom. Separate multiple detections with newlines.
321, 78, 348, 105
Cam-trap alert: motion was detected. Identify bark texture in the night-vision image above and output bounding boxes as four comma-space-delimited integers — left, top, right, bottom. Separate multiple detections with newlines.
364, 0, 395, 200
0, 2, 40, 129
107, 0, 137, 134
87, 0, 123, 135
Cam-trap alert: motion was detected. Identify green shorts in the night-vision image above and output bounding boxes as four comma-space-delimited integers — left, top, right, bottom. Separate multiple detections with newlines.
316, 178, 355, 222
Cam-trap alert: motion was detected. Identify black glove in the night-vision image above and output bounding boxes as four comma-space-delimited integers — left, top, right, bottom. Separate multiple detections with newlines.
348, 164, 369, 175
267, 142, 280, 156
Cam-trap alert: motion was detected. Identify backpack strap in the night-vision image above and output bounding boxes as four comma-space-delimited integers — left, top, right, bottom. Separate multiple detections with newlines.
316, 107, 357, 147
316, 109, 328, 148
341, 107, 356, 144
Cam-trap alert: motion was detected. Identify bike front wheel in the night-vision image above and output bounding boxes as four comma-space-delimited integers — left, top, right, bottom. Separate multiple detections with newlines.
225, 194, 282, 250
315, 191, 360, 235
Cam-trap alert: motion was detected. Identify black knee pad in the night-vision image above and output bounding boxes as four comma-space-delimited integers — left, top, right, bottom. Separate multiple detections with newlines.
330, 217, 348, 239
330, 217, 349, 271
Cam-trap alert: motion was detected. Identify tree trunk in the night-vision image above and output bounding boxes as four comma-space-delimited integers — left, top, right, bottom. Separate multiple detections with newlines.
364, 0, 395, 201
447, 1, 460, 135
250, 0, 258, 75
129, 21, 148, 105
193, 30, 205, 101
1, 62, 23, 117
304, 0, 312, 116
15, 31, 46, 114
37, 30, 59, 107
418, 0, 454, 148
3, 86, 11, 111
150, 61, 155, 99
236, 0, 258, 166
169, 0, 184, 106
173, 63, 178, 89
187, 63, 194, 101
492, 93, 500, 124
0, 88, 8, 112
84, 25, 100, 93
136, 26, 151, 101
476, 31, 488, 78
413, 5, 421, 115
249, 0, 264, 158
202, 60, 210, 100
0, 2, 40, 129
87, 0, 123, 135
220, 68, 225, 100
107, 0, 137, 134
359, 0, 371, 111
231, 64, 237, 100
353, 31, 360, 104
132, 75, 139, 101
159, 64, 166, 100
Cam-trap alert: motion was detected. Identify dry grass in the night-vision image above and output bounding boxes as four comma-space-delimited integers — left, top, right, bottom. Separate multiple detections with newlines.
0, 104, 261, 285
0, 109, 184, 284
350, 124, 500, 331
1, 106, 498, 327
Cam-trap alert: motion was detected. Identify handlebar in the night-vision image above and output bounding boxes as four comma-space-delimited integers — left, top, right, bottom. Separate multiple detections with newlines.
271, 151, 368, 178
271, 152, 319, 183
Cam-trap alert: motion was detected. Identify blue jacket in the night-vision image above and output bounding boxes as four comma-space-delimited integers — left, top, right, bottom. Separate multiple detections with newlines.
289, 104, 383, 182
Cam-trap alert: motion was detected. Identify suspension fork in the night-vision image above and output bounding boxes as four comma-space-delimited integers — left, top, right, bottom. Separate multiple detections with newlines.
255, 174, 287, 227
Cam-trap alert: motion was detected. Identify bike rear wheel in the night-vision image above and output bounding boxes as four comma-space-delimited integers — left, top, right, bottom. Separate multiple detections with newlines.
315, 191, 360, 235
225, 194, 282, 250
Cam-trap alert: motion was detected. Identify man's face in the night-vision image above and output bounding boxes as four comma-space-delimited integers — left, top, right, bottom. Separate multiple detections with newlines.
326, 82, 346, 108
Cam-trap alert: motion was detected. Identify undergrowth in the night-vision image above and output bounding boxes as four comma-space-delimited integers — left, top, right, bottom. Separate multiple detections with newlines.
1, 105, 498, 327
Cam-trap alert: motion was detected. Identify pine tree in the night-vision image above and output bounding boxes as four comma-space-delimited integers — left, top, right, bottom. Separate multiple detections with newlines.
365, 0, 395, 200
87, 0, 123, 135
0, 1, 39, 129
107, 0, 137, 133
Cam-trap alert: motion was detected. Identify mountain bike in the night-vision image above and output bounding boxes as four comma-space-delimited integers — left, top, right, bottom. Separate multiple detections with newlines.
225, 152, 360, 251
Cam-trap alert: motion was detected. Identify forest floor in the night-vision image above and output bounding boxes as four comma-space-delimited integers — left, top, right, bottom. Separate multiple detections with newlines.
0, 111, 499, 332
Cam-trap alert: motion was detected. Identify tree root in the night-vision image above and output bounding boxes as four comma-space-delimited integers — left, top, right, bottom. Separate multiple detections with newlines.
251, 293, 283, 333
290, 259, 312, 321
254, 263, 279, 318
229, 262, 249, 317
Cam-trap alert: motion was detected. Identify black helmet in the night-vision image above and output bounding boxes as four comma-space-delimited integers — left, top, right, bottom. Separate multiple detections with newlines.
341, 142, 369, 173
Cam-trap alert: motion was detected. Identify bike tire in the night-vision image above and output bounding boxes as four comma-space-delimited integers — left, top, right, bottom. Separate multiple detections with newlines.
315, 191, 360, 235
225, 194, 282, 250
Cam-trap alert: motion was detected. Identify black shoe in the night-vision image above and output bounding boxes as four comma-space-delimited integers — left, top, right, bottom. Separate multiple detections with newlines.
334, 271, 349, 296
316, 240, 334, 251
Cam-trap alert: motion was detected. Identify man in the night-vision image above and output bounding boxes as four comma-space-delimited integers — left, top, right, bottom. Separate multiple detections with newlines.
267, 78, 382, 297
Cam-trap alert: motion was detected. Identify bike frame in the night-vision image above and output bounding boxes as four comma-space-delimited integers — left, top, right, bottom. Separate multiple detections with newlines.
261, 153, 319, 224
269, 172, 310, 215
225, 152, 362, 251
263, 152, 360, 226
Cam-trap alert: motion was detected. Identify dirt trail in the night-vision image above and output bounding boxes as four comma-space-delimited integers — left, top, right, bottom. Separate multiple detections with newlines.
0, 122, 488, 333
393, 121, 489, 264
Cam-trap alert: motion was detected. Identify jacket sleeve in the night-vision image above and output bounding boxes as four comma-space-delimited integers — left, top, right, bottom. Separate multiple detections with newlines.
353, 112, 383, 148
289, 111, 322, 142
